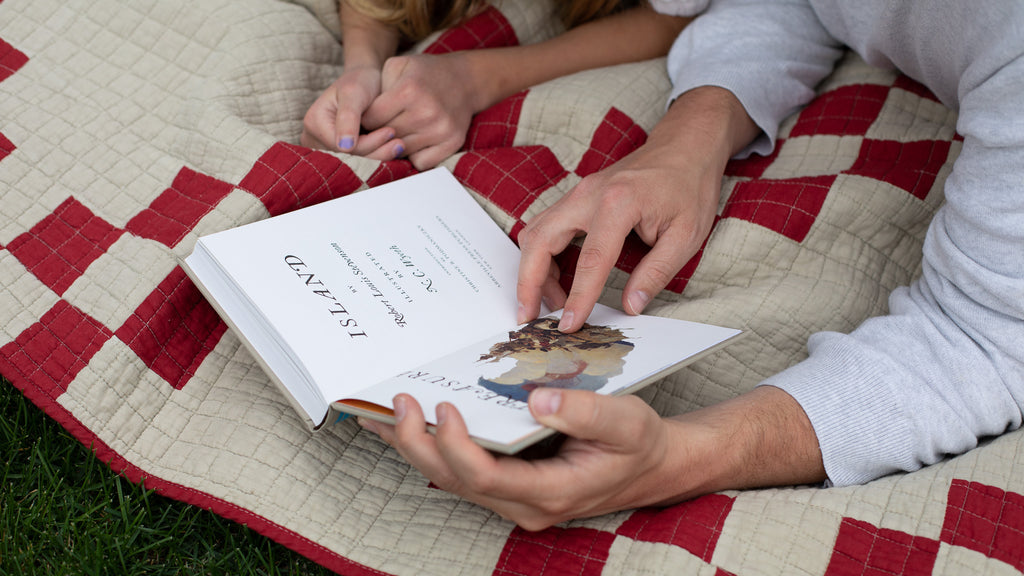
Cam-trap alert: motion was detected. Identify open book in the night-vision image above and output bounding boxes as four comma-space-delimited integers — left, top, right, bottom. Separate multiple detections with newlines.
182, 168, 742, 453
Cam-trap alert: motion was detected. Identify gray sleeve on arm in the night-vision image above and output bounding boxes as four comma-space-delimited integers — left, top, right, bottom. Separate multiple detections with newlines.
664, 0, 843, 157
762, 53, 1024, 486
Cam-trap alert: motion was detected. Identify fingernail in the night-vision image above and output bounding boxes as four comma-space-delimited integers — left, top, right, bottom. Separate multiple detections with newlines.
393, 395, 407, 422
627, 290, 650, 315
558, 310, 574, 332
436, 403, 449, 425
339, 136, 355, 151
516, 301, 527, 324
532, 388, 562, 417
394, 144, 405, 158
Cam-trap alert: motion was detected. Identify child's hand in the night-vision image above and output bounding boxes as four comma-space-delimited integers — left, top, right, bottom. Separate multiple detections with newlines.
360, 53, 484, 170
301, 65, 406, 160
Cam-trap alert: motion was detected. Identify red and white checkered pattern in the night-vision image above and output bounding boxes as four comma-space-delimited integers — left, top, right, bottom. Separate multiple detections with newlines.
1, 0, 1020, 574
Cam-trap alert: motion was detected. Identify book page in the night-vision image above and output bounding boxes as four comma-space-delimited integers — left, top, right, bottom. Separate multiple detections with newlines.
341, 303, 743, 451
189, 168, 522, 423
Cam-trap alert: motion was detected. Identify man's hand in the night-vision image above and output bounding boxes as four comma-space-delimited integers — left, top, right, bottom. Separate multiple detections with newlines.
359, 386, 826, 531
516, 86, 761, 332
361, 389, 681, 531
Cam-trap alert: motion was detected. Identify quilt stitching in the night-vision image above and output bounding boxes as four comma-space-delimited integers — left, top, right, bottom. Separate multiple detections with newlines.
2, 1, 1020, 574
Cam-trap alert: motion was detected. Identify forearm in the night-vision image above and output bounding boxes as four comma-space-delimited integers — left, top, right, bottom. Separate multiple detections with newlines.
655, 386, 826, 504
460, 5, 690, 112
339, 0, 399, 70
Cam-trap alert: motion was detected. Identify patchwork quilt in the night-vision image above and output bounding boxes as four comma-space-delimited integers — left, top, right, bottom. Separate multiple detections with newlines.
1, 0, 1022, 574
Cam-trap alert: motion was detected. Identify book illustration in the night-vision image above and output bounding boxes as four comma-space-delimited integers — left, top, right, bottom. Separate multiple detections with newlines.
182, 167, 744, 452
476, 317, 635, 402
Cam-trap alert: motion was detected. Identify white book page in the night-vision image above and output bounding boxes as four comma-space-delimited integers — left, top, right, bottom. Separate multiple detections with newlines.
344, 304, 743, 449
193, 168, 522, 418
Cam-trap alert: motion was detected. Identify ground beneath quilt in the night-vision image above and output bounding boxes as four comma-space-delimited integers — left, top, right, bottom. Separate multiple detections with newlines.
1, 0, 1023, 574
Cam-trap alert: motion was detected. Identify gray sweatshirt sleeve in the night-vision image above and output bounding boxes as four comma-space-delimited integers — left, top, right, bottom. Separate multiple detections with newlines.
762, 53, 1024, 485
664, 0, 1024, 486
663, 0, 843, 157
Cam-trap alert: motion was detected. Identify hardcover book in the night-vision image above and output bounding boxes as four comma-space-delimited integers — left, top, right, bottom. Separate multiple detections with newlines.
182, 168, 742, 453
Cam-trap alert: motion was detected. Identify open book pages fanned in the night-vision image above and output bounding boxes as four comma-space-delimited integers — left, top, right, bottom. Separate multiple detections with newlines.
182, 168, 743, 453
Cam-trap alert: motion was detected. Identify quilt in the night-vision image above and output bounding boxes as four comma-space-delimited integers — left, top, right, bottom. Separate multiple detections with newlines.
1, 0, 1022, 574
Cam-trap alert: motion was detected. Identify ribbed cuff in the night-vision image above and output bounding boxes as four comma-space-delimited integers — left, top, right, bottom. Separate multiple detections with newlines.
758, 332, 920, 487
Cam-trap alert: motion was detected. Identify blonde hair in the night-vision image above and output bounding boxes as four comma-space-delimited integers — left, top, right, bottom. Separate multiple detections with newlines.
346, 0, 632, 42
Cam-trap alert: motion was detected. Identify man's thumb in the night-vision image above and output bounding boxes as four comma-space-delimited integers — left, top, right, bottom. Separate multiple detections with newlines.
529, 388, 639, 443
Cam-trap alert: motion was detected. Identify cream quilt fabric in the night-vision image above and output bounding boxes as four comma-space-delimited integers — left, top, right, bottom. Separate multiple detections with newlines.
1, 0, 1021, 574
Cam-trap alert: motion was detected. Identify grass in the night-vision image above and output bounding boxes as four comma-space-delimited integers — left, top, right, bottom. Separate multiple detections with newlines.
0, 376, 334, 576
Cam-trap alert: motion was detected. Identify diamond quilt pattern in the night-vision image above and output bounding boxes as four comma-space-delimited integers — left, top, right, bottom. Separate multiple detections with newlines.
1, 1, 1020, 575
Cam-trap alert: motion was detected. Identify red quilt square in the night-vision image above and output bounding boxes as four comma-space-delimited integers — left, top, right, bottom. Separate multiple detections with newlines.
893, 75, 940, 102
424, 6, 518, 54
464, 91, 526, 151
575, 107, 647, 178
454, 146, 568, 218
125, 167, 235, 247
1, 300, 114, 398
825, 518, 939, 576
0, 131, 14, 163
790, 84, 890, 138
941, 480, 1024, 572
845, 139, 951, 200
238, 142, 363, 216
725, 143, 781, 179
723, 174, 835, 243
0, 38, 29, 83
492, 526, 615, 576
552, 244, 582, 295
366, 160, 418, 188
6, 197, 125, 295
114, 267, 227, 390
616, 494, 735, 563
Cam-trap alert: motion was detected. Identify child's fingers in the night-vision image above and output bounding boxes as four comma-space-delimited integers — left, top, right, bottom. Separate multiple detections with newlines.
350, 126, 396, 156
359, 137, 406, 162
404, 133, 465, 170
333, 104, 364, 152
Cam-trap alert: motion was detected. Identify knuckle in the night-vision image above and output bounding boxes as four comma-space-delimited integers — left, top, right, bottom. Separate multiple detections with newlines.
515, 515, 556, 532
432, 471, 461, 493
574, 245, 606, 274
568, 176, 597, 199
597, 184, 633, 210
535, 497, 571, 520
382, 55, 411, 76
462, 470, 497, 494
410, 154, 436, 171
434, 115, 455, 132
518, 222, 547, 249
641, 259, 676, 288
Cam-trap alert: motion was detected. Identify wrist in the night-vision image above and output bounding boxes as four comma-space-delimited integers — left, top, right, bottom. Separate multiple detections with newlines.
339, 2, 398, 70
663, 387, 827, 500
649, 416, 733, 504
457, 50, 512, 113
652, 86, 760, 169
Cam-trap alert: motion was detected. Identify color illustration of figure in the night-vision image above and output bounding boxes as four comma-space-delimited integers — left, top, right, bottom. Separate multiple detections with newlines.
477, 318, 634, 402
